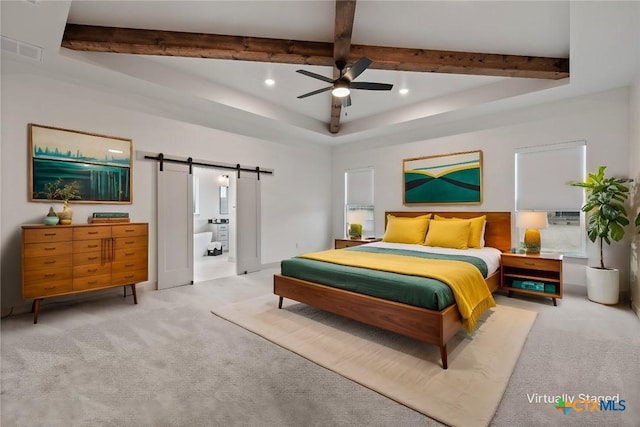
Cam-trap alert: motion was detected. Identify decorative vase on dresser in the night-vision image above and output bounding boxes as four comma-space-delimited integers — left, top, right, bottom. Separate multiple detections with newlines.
57, 201, 73, 225
21, 222, 149, 323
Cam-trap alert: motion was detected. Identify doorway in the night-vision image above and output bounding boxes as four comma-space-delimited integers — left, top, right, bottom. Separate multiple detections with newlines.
192, 167, 236, 282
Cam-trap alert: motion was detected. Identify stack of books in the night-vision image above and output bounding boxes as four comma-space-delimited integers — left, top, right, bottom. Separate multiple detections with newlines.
88, 212, 130, 224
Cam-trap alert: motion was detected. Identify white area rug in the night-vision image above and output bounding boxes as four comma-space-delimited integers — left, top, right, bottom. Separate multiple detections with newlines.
212, 294, 537, 427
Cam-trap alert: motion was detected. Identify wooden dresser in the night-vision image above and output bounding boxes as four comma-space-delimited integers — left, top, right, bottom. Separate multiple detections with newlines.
21, 223, 148, 323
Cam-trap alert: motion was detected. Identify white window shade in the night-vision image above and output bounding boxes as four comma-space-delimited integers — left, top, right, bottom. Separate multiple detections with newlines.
516, 141, 585, 211
346, 168, 374, 205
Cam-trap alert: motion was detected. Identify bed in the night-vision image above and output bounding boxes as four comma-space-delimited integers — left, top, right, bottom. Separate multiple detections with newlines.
273, 211, 512, 369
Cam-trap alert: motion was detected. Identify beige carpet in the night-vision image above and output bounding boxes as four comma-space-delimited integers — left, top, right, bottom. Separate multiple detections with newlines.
211, 294, 537, 427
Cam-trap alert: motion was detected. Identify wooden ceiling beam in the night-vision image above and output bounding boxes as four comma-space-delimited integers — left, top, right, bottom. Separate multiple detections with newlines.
62, 24, 570, 80
330, 0, 357, 134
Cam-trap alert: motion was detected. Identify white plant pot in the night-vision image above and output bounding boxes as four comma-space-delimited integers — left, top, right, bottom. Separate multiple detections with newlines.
585, 266, 619, 305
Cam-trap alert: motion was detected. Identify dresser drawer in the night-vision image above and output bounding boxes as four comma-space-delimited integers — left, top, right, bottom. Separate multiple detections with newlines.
23, 267, 72, 285
73, 238, 105, 253
73, 226, 111, 240
501, 256, 560, 272
23, 241, 73, 258
113, 248, 147, 264
23, 254, 72, 271
23, 280, 73, 298
73, 263, 111, 278
73, 251, 105, 266
112, 224, 148, 238
114, 235, 147, 250
23, 228, 72, 244
111, 269, 147, 285
73, 275, 112, 291
112, 258, 146, 272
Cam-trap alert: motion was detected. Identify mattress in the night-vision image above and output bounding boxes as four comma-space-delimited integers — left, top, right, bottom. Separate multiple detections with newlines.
280, 242, 501, 311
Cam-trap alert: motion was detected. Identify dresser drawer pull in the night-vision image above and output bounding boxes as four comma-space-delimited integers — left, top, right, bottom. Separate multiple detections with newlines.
88, 244, 99, 249
88, 281, 98, 285
124, 275, 134, 279
44, 247, 56, 251
44, 260, 56, 265
125, 252, 135, 256
88, 231, 99, 235
125, 229, 135, 233
44, 233, 57, 237
524, 262, 536, 266
44, 274, 56, 278
88, 256, 98, 261
124, 241, 134, 245
88, 269, 98, 273
44, 286, 56, 291
125, 264, 134, 268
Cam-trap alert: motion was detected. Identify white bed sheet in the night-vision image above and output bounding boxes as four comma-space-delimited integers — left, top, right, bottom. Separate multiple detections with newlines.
360, 241, 503, 277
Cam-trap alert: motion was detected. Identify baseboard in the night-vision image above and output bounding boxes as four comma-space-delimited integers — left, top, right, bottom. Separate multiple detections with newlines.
632, 300, 640, 319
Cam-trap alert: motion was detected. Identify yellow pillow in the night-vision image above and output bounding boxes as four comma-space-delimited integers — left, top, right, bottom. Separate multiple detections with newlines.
382, 215, 430, 244
423, 220, 471, 249
433, 214, 486, 249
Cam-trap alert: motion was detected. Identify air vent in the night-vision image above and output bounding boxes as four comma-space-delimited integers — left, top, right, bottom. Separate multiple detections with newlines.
1, 35, 42, 61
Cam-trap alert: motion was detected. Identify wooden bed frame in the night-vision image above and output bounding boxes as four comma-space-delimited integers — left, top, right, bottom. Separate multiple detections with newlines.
273, 211, 512, 369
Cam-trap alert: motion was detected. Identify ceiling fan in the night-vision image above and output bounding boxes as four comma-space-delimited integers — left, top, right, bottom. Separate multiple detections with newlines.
296, 57, 393, 107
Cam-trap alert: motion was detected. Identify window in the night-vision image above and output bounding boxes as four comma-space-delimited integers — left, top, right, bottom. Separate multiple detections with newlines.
345, 168, 374, 238
515, 141, 586, 255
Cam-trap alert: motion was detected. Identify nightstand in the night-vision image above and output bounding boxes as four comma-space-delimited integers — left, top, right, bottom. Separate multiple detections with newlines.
500, 252, 563, 306
334, 238, 381, 249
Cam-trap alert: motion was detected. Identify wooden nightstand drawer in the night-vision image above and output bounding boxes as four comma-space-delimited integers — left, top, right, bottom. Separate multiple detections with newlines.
501, 256, 561, 272
335, 238, 381, 249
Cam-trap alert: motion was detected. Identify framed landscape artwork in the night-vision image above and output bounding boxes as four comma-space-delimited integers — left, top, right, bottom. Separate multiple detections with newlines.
403, 150, 482, 205
29, 124, 133, 204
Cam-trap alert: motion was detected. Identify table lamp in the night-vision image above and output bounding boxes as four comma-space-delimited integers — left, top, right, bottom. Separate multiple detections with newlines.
516, 211, 548, 254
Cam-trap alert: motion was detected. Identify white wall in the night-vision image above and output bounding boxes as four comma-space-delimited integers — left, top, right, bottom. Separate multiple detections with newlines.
0, 71, 332, 313
332, 87, 632, 290
630, 6, 640, 316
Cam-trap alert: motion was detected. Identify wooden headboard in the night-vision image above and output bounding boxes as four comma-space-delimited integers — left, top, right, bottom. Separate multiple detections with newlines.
385, 211, 512, 253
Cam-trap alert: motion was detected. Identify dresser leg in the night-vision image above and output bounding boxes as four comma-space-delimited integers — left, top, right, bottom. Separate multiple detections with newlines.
33, 299, 41, 324
130, 284, 138, 304
552, 297, 557, 307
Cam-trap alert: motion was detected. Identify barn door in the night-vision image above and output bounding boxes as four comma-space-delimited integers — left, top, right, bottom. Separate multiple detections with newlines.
157, 161, 193, 289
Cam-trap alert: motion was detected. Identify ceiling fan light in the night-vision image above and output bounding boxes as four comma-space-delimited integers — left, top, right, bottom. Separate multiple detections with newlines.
332, 86, 350, 98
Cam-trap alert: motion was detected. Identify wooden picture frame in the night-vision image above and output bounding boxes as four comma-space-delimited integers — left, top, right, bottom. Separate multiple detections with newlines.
29, 124, 133, 204
403, 150, 482, 205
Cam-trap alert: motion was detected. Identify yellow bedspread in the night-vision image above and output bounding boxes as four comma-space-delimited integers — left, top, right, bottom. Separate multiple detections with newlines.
299, 249, 496, 333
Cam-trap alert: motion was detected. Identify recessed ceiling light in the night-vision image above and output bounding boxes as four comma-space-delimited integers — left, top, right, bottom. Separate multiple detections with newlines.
264, 78, 275, 86
399, 88, 409, 95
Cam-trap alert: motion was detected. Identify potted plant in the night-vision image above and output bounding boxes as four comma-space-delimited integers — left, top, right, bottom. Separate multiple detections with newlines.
569, 166, 632, 304
38, 178, 81, 225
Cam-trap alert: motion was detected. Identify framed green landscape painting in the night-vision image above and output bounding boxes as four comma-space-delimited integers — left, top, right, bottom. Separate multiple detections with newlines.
403, 150, 482, 205
29, 124, 133, 204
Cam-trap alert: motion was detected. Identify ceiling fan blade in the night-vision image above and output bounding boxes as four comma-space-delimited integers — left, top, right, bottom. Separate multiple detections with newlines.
350, 82, 394, 91
297, 86, 332, 99
343, 57, 373, 82
296, 69, 334, 84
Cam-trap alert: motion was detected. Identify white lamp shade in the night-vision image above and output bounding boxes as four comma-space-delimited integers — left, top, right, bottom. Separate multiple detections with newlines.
516, 211, 549, 229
